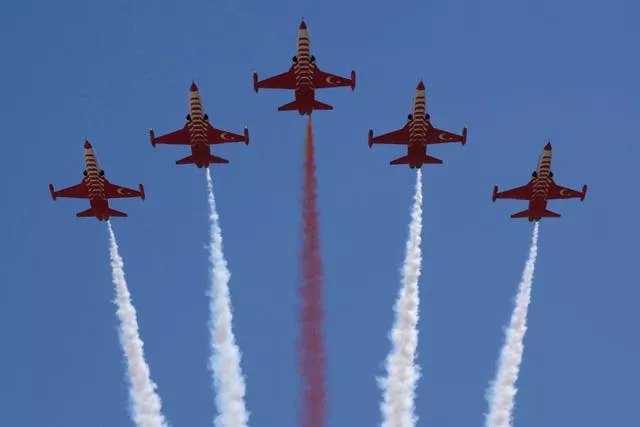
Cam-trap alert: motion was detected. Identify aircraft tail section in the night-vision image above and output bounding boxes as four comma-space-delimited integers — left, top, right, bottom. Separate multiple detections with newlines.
310, 100, 333, 111
389, 154, 443, 166
76, 207, 127, 218
106, 208, 128, 217
176, 155, 196, 165
511, 208, 560, 219
175, 154, 229, 165
76, 208, 95, 217
277, 99, 334, 112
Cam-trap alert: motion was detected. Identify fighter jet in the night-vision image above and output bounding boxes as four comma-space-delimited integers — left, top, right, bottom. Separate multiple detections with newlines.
49, 140, 145, 220
368, 81, 467, 168
149, 82, 249, 168
253, 20, 356, 115
492, 141, 587, 221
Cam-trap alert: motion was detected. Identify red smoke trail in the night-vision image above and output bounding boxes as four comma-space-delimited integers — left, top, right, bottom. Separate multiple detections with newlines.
297, 115, 326, 427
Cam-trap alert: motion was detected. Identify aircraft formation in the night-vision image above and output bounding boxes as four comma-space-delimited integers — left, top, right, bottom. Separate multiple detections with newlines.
49, 19, 588, 222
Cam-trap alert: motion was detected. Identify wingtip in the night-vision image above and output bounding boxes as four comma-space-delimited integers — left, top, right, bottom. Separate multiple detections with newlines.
139, 184, 146, 200
351, 70, 356, 91
462, 127, 468, 146
149, 129, 156, 147
492, 185, 498, 202
253, 72, 259, 93
49, 184, 57, 200
368, 129, 374, 148
581, 184, 587, 201
244, 127, 250, 145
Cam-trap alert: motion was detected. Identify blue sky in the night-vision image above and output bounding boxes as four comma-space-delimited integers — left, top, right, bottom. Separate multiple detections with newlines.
0, 0, 638, 426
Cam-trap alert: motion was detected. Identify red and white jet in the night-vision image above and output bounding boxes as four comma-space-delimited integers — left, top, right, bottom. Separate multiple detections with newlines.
368, 81, 467, 168
149, 82, 249, 168
252, 20, 356, 115
492, 142, 587, 221
49, 140, 145, 220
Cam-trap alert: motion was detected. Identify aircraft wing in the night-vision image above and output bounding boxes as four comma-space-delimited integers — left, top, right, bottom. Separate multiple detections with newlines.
105, 179, 145, 199
313, 66, 353, 89
369, 124, 410, 146
50, 181, 89, 199
425, 125, 467, 144
254, 67, 296, 90
207, 122, 249, 145
493, 182, 533, 200
151, 125, 189, 145
547, 180, 586, 200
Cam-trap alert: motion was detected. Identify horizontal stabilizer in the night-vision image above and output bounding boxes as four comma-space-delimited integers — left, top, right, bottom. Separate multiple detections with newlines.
541, 209, 561, 218
106, 208, 128, 217
277, 99, 334, 112
175, 154, 229, 165
389, 154, 443, 166
277, 100, 300, 111
510, 208, 560, 219
209, 155, 229, 164
176, 155, 195, 165
310, 100, 333, 111
76, 208, 95, 217
75, 208, 127, 218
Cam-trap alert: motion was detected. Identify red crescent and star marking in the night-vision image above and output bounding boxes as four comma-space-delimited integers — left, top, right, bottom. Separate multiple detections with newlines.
325, 75, 340, 85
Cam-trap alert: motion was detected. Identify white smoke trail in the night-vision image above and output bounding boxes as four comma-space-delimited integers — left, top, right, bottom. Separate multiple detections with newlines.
106, 221, 169, 427
378, 169, 423, 427
485, 222, 540, 427
205, 168, 249, 427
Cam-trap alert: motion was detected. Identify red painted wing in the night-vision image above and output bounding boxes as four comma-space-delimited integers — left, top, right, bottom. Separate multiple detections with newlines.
371, 125, 410, 145
313, 66, 352, 89
547, 180, 583, 199
255, 67, 296, 89
425, 125, 465, 144
105, 180, 142, 199
153, 126, 189, 145
207, 123, 246, 144
53, 181, 89, 199
495, 182, 533, 200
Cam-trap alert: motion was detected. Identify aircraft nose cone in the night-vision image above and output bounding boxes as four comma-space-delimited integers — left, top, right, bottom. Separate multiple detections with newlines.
190, 81, 198, 91
299, 20, 307, 29
545, 141, 552, 150
84, 140, 92, 149
417, 81, 425, 90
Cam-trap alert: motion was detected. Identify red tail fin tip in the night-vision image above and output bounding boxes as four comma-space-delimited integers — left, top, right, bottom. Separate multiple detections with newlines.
492, 185, 498, 202
139, 184, 145, 200
350, 70, 356, 91
462, 127, 468, 145
581, 184, 587, 201
49, 184, 57, 200
149, 129, 156, 147
244, 127, 250, 145
368, 129, 374, 148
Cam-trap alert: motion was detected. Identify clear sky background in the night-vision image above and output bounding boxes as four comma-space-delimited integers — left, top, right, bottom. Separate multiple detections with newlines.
1, 0, 638, 426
